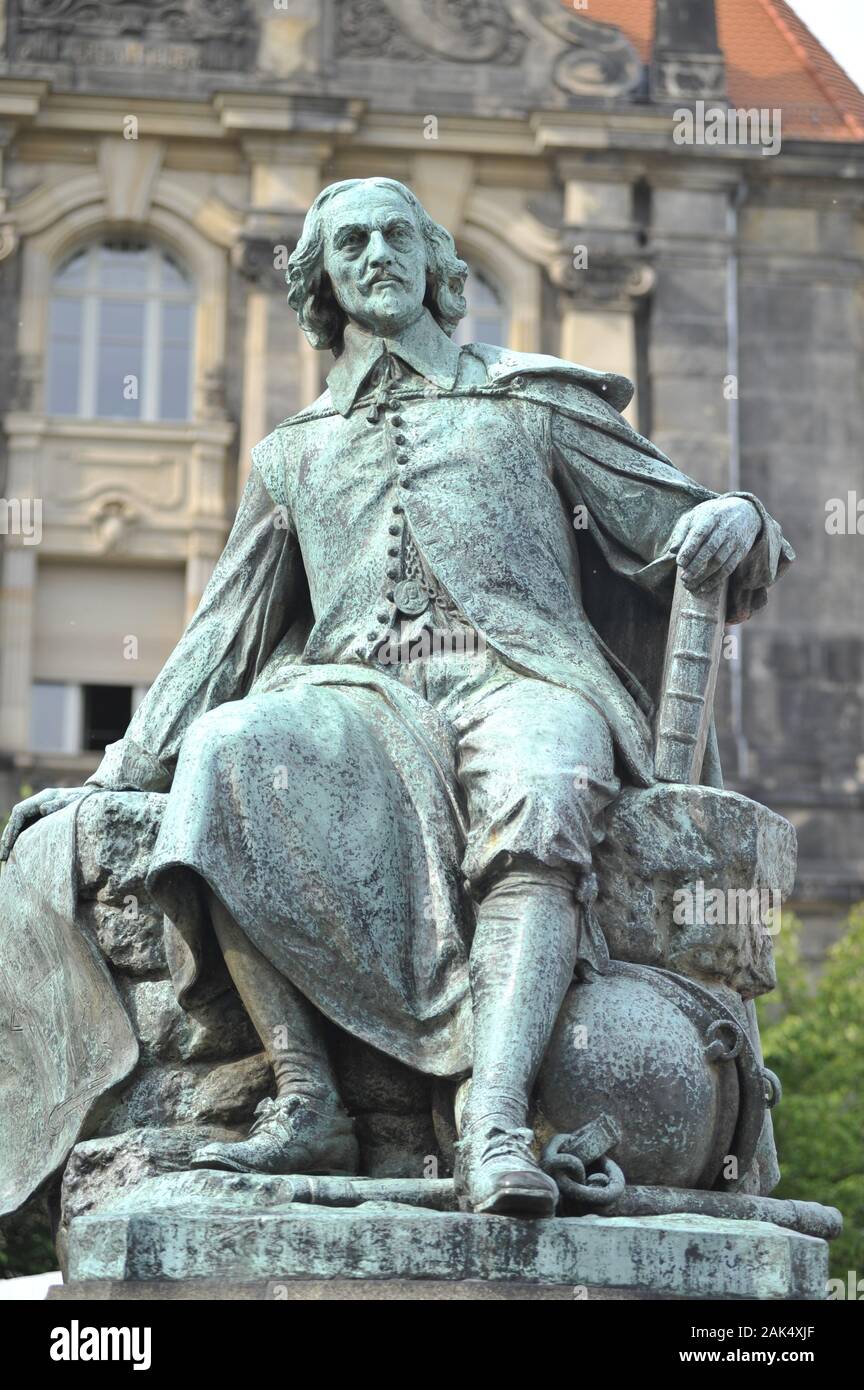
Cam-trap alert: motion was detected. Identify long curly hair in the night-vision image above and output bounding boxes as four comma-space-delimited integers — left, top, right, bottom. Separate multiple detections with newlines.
286, 178, 468, 354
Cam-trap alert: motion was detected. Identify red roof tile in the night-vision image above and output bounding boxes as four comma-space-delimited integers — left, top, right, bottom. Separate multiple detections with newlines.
559, 0, 864, 140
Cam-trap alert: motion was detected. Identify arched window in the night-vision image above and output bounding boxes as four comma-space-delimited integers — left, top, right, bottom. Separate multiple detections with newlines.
452, 264, 509, 348
46, 239, 195, 421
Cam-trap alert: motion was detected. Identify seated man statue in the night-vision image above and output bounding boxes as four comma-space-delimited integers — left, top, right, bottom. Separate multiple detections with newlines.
0, 177, 792, 1218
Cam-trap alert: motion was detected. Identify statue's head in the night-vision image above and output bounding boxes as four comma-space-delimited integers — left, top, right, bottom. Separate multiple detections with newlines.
286, 178, 468, 354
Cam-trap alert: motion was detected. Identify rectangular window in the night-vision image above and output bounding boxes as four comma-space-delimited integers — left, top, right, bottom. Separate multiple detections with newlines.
82, 685, 133, 752
30, 682, 137, 753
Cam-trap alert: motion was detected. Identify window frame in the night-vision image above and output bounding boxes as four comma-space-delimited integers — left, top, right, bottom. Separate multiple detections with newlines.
45, 239, 196, 422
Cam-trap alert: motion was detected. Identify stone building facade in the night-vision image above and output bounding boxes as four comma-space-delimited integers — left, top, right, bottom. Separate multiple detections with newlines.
0, 0, 862, 955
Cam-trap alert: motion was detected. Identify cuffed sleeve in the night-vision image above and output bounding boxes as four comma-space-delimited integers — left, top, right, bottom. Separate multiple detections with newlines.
87, 737, 173, 793
550, 408, 794, 619
723, 491, 795, 623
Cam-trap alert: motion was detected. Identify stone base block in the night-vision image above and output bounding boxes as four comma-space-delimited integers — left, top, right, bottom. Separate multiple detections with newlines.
65, 1172, 828, 1300
595, 784, 796, 996
47, 1278, 678, 1301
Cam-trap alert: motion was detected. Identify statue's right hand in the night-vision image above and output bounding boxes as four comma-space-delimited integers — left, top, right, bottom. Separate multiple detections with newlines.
0, 786, 90, 862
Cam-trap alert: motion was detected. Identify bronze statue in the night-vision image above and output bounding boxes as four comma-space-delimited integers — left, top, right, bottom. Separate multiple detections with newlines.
0, 178, 794, 1221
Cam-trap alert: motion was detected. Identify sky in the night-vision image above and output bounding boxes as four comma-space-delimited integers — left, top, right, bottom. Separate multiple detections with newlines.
786, 0, 864, 95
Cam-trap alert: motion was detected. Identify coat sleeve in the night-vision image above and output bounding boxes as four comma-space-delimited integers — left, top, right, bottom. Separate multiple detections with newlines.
549, 398, 794, 623
87, 438, 301, 792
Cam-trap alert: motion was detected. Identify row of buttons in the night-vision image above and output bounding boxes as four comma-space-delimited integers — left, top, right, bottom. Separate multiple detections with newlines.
356, 400, 410, 656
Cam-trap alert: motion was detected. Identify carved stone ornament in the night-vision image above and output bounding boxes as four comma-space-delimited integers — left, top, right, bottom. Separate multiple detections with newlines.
233, 232, 302, 295
90, 498, 137, 553
337, 0, 526, 65
652, 54, 727, 103
549, 251, 656, 309
6, 0, 258, 72
509, 0, 643, 98
336, 0, 642, 99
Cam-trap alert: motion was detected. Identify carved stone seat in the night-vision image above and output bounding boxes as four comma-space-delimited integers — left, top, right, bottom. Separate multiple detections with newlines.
53, 771, 792, 1250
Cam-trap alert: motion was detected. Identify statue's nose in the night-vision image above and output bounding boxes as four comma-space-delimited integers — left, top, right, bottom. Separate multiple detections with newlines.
366, 229, 393, 265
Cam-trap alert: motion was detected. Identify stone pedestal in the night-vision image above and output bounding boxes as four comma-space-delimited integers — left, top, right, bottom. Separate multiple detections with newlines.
59, 1171, 828, 1301
46, 1280, 675, 1301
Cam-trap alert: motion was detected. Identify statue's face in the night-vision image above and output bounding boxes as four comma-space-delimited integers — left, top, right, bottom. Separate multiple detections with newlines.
321, 184, 427, 337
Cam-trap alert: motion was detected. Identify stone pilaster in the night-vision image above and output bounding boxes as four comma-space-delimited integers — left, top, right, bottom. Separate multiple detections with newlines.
647, 170, 738, 492
0, 417, 39, 754
0, 543, 36, 754
550, 162, 655, 425
235, 137, 334, 498
185, 422, 237, 617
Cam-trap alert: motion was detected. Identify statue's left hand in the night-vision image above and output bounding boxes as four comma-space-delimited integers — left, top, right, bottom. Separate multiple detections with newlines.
0, 786, 90, 862
667, 497, 761, 594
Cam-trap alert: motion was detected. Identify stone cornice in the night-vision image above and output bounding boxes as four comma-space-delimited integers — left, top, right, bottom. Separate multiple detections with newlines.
1, 81, 862, 197
3, 412, 236, 447
0, 78, 50, 119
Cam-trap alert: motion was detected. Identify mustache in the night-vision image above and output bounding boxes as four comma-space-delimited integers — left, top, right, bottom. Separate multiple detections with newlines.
362, 269, 406, 290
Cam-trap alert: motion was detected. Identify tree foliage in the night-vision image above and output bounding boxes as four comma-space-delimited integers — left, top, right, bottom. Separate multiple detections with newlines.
757, 905, 864, 1285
